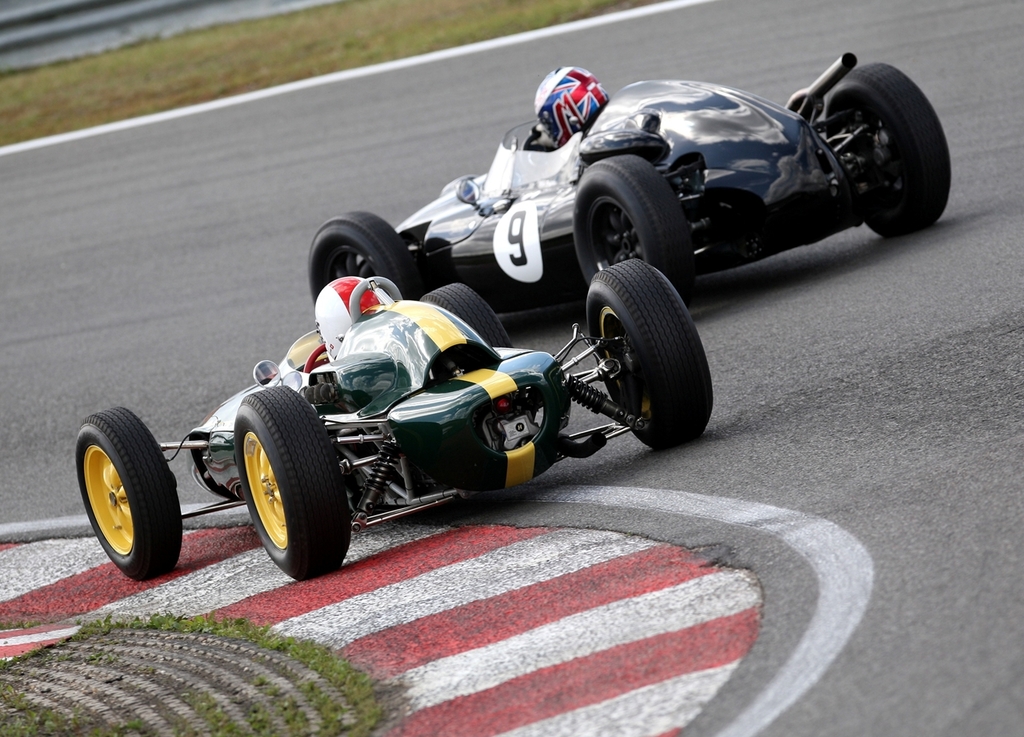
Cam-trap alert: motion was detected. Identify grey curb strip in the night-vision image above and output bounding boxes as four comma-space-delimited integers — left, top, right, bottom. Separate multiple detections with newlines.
494, 484, 874, 737
0, 0, 719, 158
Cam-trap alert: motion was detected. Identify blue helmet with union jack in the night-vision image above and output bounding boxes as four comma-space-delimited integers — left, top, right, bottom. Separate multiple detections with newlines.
534, 66, 609, 147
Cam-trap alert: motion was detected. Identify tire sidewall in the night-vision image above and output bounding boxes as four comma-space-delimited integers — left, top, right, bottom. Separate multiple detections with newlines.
585, 262, 712, 448
828, 64, 950, 235
75, 411, 182, 580
234, 387, 350, 580
76, 424, 137, 571
234, 400, 297, 575
308, 212, 425, 302
574, 155, 694, 304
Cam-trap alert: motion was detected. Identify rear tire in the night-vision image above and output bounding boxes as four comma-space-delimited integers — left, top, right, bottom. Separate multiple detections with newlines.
235, 387, 351, 580
309, 212, 424, 302
421, 283, 512, 347
826, 63, 950, 237
574, 155, 695, 304
76, 408, 182, 580
585, 260, 712, 449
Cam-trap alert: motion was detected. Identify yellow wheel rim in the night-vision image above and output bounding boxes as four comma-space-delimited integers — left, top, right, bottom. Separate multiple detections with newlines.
83, 445, 134, 555
243, 432, 288, 550
599, 306, 651, 420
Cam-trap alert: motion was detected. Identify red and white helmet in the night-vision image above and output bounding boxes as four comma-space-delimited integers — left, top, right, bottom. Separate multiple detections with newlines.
314, 277, 381, 360
534, 66, 609, 147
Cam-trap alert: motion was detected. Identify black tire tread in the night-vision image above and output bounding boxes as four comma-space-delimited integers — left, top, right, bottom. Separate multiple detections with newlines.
574, 154, 695, 304
308, 211, 425, 302
587, 260, 712, 448
236, 387, 349, 580
77, 407, 181, 580
828, 63, 950, 236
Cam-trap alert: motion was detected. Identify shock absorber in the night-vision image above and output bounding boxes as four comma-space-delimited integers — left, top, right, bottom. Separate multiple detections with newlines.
565, 374, 645, 430
352, 440, 401, 531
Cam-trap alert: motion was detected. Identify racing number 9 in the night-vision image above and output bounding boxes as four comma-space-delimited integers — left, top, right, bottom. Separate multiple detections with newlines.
493, 202, 543, 283
508, 211, 528, 266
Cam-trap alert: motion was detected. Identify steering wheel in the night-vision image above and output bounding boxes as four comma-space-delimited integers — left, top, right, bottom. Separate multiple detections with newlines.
303, 343, 329, 373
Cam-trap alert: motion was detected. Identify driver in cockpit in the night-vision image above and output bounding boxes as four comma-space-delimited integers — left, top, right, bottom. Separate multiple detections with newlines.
530, 66, 610, 151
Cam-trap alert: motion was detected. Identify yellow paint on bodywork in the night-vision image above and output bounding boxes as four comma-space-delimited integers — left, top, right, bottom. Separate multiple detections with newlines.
386, 302, 467, 351
461, 368, 518, 399
505, 443, 536, 487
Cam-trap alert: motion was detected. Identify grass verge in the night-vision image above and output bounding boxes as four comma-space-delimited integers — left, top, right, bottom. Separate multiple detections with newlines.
0, 0, 658, 147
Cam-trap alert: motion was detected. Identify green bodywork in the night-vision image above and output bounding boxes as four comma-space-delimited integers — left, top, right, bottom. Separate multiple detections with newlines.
191, 301, 571, 496
320, 303, 502, 417
388, 350, 569, 491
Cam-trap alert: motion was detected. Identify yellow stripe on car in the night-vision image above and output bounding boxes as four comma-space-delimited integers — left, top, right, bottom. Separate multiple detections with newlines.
461, 368, 532, 487
460, 368, 518, 399
386, 302, 467, 351
505, 442, 536, 487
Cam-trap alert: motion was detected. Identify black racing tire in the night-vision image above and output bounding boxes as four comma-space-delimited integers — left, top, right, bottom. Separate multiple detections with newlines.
574, 154, 695, 305
421, 282, 512, 348
826, 63, 950, 237
234, 387, 351, 581
76, 408, 182, 580
585, 260, 712, 449
308, 211, 425, 302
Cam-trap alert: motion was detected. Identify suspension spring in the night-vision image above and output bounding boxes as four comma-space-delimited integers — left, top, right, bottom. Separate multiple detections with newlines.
565, 374, 644, 430
355, 440, 401, 517
566, 374, 609, 412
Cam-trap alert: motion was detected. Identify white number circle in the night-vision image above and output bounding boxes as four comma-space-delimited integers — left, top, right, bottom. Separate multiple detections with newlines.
493, 202, 543, 283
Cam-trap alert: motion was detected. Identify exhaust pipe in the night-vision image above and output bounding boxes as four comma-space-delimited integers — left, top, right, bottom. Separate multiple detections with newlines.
787, 52, 857, 121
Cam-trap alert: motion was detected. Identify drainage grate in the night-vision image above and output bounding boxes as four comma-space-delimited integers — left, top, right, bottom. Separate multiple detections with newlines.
0, 628, 357, 735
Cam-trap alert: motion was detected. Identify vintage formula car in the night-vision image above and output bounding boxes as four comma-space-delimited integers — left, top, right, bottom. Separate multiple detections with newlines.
308, 54, 950, 310
76, 260, 713, 581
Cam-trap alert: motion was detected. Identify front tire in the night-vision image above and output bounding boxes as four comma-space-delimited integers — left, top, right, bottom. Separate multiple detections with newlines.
308, 212, 425, 302
585, 260, 712, 449
826, 63, 950, 237
421, 282, 512, 347
235, 387, 351, 580
76, 408, 182, 580
574, 155, 695, 304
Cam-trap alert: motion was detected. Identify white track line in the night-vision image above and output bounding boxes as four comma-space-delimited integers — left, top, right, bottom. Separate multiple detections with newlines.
0, 0, 720, 159
0, 503, 249, 540
92, 547, 291, 619
0, 625, 82, 661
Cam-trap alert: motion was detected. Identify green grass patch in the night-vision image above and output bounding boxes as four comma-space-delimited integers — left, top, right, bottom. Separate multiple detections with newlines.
0, 614, 381, 737
0, 0, 657, 147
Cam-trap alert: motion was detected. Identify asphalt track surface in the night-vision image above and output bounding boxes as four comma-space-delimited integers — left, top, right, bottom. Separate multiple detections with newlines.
1, 0, 1023, 734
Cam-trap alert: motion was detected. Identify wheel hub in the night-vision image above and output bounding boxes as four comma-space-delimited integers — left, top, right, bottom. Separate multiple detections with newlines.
262, 474, 277, 502
83, 445, 134, 555
244, 432, 288, 550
